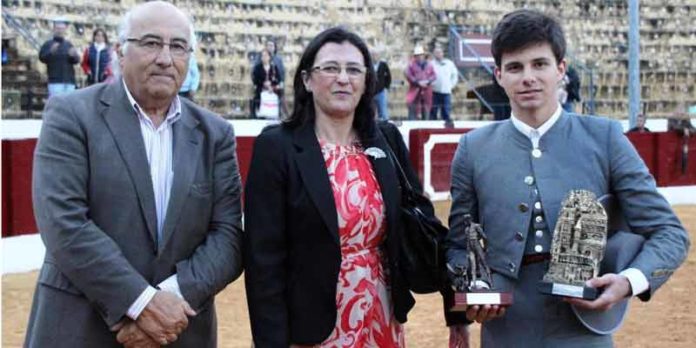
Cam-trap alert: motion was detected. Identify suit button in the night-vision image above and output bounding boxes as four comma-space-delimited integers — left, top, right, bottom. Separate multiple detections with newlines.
518, 203, 529, 212
508, 262, 516, 273
515, 231, 524, 241
524, 176, 535, 185
532, 149, 542, 158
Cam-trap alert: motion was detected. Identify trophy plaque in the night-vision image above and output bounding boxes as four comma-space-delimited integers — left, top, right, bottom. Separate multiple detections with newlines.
538, 190, 608, 300
449, 215, 513, 311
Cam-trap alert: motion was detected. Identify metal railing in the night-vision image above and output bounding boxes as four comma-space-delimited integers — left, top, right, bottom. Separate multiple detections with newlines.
570, 59, 596, 115
2, 11, 41, 51
448, 24, 597, 117
448, 25, 495, 114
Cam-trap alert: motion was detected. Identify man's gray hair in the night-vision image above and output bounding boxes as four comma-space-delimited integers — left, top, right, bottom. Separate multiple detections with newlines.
117, 4, 197, 54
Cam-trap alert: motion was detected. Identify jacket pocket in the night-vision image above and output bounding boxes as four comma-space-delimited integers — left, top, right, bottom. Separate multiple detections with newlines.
37, 262, 83, 296
190, 181, 212, 196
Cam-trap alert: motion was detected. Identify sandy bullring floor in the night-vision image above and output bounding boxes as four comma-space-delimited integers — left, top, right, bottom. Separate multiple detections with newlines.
3, 204, 695, 347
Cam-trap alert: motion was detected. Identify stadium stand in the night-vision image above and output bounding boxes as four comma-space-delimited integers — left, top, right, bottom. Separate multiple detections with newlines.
2, 0, 695, 119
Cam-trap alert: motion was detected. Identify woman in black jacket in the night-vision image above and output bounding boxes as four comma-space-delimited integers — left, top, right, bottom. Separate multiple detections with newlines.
244, 27, 465, 348
251, 48, 281, 118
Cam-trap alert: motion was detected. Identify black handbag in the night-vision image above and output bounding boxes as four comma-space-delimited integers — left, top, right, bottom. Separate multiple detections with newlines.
380, 129, 449, 294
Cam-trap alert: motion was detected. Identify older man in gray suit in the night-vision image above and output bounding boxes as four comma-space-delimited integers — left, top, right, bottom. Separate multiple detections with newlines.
24, 2, 243, 347
446, 9, 689, 348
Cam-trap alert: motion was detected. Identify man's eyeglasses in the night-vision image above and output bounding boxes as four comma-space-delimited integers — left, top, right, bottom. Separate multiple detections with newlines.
310, 64, 366, 79
126, 37, 193, 58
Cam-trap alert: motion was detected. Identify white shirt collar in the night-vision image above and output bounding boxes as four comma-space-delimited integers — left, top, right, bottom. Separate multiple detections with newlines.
510, 104, 562, 147
122, 79, 182, 127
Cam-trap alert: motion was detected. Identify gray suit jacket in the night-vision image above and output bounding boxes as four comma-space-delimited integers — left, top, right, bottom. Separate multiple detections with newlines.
25, 81, 244, 347
447, 112, 689, 347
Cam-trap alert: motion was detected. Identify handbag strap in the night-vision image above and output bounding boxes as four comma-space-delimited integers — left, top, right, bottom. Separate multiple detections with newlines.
378, 125, 416, 194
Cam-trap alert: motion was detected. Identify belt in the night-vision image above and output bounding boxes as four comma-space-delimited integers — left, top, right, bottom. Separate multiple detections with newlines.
521, 253, 551, 266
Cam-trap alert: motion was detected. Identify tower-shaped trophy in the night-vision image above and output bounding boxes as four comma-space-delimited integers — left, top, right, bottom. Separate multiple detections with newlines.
538, 190, 608, 300
448, 215, 513, 311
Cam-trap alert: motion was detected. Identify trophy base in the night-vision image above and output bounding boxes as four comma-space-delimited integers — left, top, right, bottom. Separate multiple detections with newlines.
450, 291, 513, 311
538, 281, 599, 300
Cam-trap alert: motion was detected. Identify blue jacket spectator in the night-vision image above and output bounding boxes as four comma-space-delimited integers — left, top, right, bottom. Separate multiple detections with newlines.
179, 55, 200, 100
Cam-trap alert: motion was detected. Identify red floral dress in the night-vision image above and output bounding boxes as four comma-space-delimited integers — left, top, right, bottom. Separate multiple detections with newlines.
318, 140, 405, 348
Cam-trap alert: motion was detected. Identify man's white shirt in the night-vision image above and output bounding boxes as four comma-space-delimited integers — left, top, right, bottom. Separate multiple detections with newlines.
123, 80, 185, 320
432, 58, 458, 94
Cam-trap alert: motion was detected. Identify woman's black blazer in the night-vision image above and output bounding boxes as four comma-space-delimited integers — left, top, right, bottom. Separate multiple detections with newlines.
244, 121, 422, 347
251, 62, 280, 99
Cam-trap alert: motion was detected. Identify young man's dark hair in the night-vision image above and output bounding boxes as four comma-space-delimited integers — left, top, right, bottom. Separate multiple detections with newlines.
491, 9, 566, 66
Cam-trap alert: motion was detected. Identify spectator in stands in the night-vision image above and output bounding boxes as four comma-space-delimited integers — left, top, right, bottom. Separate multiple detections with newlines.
108, 49, 120, 82
476, 73, 511, 121
563, 65, 581, 112
251, 48, 281, 118
266, 39, 285, 82
489, 73, 512, 120
2, 43, 8, 65
430, 46, 458, 126
178, 54, 200, 101
265, 39, 288, 117
627, 113, 651, 133
556, 74, 569, 105
39, 18, 80, 97
25, 2, 243, 347
447, 9, 689, 347
405, 45, 436, 120
244, 26, 464, 347
372, 47, 392, 120
81, 28, 112, 86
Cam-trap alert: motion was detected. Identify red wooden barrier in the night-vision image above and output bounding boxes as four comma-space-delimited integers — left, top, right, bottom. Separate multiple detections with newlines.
409, 128, 471, 196
3, 130, 693, 238
626, 132, 658, 182
655, 132, 696, 187
2, 139, 38, 237
1, 137, 257, 238
408, 129, 692, 199
236, 136, 255, 186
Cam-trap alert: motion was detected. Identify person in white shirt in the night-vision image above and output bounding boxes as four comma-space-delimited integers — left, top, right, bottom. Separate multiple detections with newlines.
430, 46, 458, 124
25, 2, 243, 347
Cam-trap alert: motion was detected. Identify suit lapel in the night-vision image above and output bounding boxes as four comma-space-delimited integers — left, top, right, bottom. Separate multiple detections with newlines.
364, 129, 400, 245
293, 123, 340, 245
100, 82, 158, 246
160, 106, 202, 252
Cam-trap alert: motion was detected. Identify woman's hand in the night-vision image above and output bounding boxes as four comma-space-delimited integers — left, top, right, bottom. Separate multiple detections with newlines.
449, 324, 470, 348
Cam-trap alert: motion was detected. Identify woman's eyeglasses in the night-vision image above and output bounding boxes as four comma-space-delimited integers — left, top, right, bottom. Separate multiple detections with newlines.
310, 64, 366, 79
